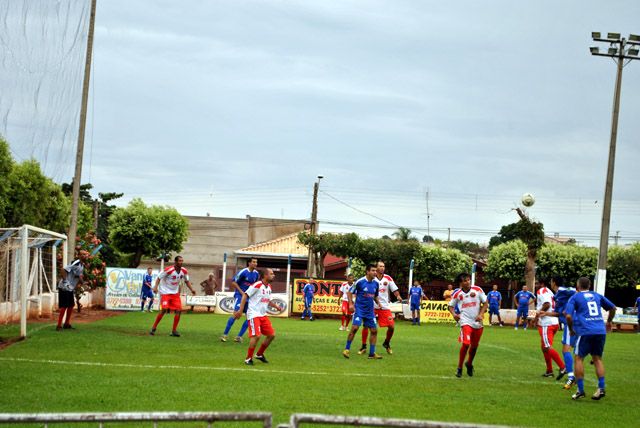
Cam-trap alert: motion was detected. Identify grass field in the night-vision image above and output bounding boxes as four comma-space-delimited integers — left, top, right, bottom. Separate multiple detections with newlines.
0, 312, 639, 428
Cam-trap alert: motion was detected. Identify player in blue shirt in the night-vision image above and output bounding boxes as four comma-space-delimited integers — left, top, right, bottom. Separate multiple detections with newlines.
220, 258, 259, 342
486, 285, 503, 326
301, 279, 315, 321
634, 295, 640, 333
409, 280, 426, 325
513, 285, 535, 330
342, 264, 383, 360
565, 277, 616, 401
549, 276, 578, 388
140, 267, 155, 312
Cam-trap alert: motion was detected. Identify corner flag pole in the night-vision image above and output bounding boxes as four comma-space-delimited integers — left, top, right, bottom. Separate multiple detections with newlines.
471, 263, 477, 287
221, 253, 227, 292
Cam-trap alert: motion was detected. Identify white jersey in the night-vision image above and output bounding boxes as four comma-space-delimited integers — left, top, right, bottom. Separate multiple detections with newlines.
246, 281, 272, 320
158, 266, 189, 295
340, 282, 352, 302
449, 286, 487, 329
374, 274, 398, 310
536, 287, 559, 326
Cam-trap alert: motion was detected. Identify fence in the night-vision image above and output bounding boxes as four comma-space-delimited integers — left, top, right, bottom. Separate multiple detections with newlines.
278, 414, 512, 428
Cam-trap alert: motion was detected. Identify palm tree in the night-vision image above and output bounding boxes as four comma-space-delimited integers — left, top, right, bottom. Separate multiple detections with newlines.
392, 227, 416, 241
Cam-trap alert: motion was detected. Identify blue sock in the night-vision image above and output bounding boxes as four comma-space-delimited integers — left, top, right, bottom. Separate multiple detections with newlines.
223, 317, 235, 335
515, 321, 519, 328
346, 340, 352, 350
141, 301, 145, 311
369, 344, 376, 356
148, 299, 154, 310
577, 379, 584, 393
238, 319, 248, 337
598, 377, 605, 389
309, 310, 313, 318
563, 351, 573, 373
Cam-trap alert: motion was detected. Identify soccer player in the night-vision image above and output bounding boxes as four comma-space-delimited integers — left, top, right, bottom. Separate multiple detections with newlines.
565, 277, 616, 400
342, 264, 383, 360
301, 279, 315, 321
140, 267, 154, 312
150, 256, 196, 337
234, 268, 281, 365
534, 278, 566, 378
513, 285, 535, 330
409, 280, 426, 325
338, 274, 354, 330
549, 276, 578, 388
358, 261, 403, 355
56, 250, 88, 330
486, 284, 503, 326
634, 295, 640, 333
221, 258, 259, 342
448, 272, 488, 377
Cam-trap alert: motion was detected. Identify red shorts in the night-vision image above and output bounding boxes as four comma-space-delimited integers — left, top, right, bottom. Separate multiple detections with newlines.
459, 325, 483, 347
248, 316, 275, 338
341, 300, 352, 314
375, 309, 395, 328
538, 324, 559, 348
160, 293, 182, 311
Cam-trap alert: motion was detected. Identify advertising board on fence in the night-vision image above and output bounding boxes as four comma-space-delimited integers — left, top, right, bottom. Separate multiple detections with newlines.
292, 278, 344, 315
213, 291, 289, 318
105, 267, 159, 311
418, 300, 489, 325
185, 295, 217, 307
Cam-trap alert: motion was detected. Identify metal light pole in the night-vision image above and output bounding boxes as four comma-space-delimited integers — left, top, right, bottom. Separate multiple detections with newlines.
307, 175, 323, 277
590, 32, 640, 295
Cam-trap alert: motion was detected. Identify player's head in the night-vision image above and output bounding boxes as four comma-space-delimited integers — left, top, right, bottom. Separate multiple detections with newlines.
447, 284, 453, 290
413, 279, 421, 286
247, 258, 258, 269
174, 255, 183, 267
147, 267, 153, 273
492, 284, 498, 291
454, 273, 471, 289
261, 268, 275, 283
376, 260, 385, 275
78, 250, 89, 261
576, 276, 591, 291
346, 273, 354, 283
538, 277, 549, 288
522, 285, 528, 291
550, 276, 563, 291
365, 263, 377, 278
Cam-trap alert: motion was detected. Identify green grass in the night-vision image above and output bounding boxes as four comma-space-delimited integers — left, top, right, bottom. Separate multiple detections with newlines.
1, 313, 639, 428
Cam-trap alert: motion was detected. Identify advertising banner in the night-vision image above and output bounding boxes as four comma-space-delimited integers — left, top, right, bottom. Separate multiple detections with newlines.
213, 291, 289, 318
185, 295, 217, 307
105, 267, 159, 311
292, 278, 344, 315
419, 300, 489, 325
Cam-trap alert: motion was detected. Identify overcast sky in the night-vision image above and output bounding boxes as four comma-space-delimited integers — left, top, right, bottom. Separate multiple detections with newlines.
3, 0, 640, 245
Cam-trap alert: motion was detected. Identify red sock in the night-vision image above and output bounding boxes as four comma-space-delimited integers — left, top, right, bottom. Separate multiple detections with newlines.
361, 328, 369, 345
57, 308, 67, 327
345, 316, 350, 327
467, 346, 478, 365
341, 315, 346, 327
152, 312, 165, 329
549, 348, 565, 369
172, 313, 181, 331
385, 328, 393, 344
458, 344, 469, 368
543, 350, 552, 372
64, 307, 73, 326
247, 347, 255, 360
257, 343, 268, 356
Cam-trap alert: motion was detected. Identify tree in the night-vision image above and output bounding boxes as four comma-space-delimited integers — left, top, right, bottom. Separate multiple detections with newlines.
443, 239, 488, 259
485, 240, 528, 283
0, 137, 13, 225
536, 244, 597, 285
488, 222, 520, 248
297, 232, 360, 278
109, 199, 189, 268
607, 243, 640, 289
414, 246, 472, 284
392, 227, 417, 241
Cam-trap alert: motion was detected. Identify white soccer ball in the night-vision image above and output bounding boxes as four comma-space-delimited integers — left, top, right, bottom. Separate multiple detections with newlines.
521, 193, 535, 207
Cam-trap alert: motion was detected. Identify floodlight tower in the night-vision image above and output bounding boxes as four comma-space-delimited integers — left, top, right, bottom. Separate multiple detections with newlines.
590, 32, 640, 294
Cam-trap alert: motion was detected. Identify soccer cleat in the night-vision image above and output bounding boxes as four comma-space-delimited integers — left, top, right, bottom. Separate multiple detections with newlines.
514, 327, 518, 330
465, 362, 474, 377
63, 324, 75, 329
357, 346, 367, 355
591, 388, 606, 400
255, 355, 269, 364
244, 358, 254, 366
342, 349, 350, 359
542, 372, 554, 377
301, 317, 305, 320
456, 368, 463, 378
571, 391, 586, 400
556, 368, 568, 381
149, 328, 156, 336
234, 336, 243, 343
310, 317, 315, 321
56, 326, 62, 331
170, 331, 181, 337
219, 335, 228, 342
563, 377, 576, 390
383, 343, 393, 355
368, 353, 383, 360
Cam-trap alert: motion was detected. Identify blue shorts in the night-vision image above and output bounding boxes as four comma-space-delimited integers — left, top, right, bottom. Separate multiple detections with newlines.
410, 302, 421, 311
561, 323, 577, 347
516, 307, 529, 319
304, 298, 313, 308
140, 286, 154, 299
488, 306, 500, 315
575, 334, 606, 358
352, 314, 377, 329
234, 295, 248, 313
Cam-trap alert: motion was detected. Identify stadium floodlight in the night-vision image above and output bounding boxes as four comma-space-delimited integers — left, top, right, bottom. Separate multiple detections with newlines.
607, 32, 621, 40
608, 47, 618, 56
591, 32, 601, 39
629, 34, 640, 45
628, 48, 640, 56
590, 46, 599, 54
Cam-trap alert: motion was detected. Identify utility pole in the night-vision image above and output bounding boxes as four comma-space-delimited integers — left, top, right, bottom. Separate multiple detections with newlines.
307, 176, 323, 277
68, 0, 97, 261
425, 188, 431, 240
590, 32, 639, 295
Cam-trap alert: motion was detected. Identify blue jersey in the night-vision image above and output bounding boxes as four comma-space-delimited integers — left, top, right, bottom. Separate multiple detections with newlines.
303, 283, 315, 300
515, 291, 535, 308
350, 277, 379, 318
142, 274, 153, 289
636, 297, 640, 315
232, 268, 260, 298
554, 287, 576, 324
565, 291, 615, 336
409, 286, 423, 304
487, 290, 501, 307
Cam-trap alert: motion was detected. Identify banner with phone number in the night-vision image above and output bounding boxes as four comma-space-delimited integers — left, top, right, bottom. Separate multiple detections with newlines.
419, 300, 489, 325
292, 278, 345, 315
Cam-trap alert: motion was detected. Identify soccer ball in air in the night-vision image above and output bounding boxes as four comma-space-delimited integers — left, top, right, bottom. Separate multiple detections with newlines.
521, 193, 535, 207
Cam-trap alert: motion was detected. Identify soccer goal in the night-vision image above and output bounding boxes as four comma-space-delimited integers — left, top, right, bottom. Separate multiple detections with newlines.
0, 225, 67, 338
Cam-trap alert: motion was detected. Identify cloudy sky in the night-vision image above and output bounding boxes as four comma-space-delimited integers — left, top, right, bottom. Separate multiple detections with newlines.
3, 0, 640, 244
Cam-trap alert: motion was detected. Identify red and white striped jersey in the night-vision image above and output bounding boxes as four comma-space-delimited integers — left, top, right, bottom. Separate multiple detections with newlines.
246, 281, 272, 320
449, 286, 487, 329
536, 287, 558, 326
374, 274, 398, 310
340, 282, 352, 302
158, 266, 189, 295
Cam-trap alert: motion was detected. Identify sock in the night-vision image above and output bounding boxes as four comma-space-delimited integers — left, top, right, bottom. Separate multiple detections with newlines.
361, 328, 369, 345
468, 346, 478, 365
57, 308, 66, 327
385, 329, 393, 344
548, 348, 565, 369
148, 299, 154, 310
369, 344, 376, 356
543, 350, 552, 372
514, 320, 519, 329
345, 339, 352, 350
246, 347, 255, 360
257, 343, 268, 356
458, 344, 469, 368
563, 351, 574, 375
598, 376, 605, 389
341, 316, 345, 327
141, 300, 145, 311
309, 309, 313, 319
172, 313, 180, 331
577, 378, 584, 393
238, 319, 249, 337
223, 316, 235, 335
152, 312, 165, 329
64, 306, 73, 325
